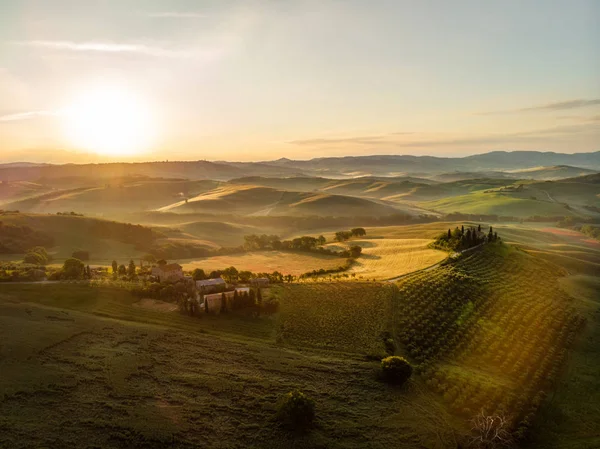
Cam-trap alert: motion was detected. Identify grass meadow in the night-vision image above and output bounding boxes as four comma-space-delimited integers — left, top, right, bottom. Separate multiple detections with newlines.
0, 283, 458, 449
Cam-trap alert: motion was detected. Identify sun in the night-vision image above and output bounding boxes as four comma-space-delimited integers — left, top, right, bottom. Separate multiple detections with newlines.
62, 85, 156, 156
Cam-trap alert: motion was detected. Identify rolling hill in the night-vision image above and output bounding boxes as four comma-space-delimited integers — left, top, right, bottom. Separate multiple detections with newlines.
0, 179, 222, 216
157, 184, 410, 217
506, 165, 598, 180
3, 151, 600, 182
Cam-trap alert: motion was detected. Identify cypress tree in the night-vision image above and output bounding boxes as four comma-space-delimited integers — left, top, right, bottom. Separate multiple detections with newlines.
249, 289, 256, 305
233, 289, 239, 310
221, 292, 227, 312
257, 288, 263, 305
204, 296, 209, 313
447, 229, 452, 239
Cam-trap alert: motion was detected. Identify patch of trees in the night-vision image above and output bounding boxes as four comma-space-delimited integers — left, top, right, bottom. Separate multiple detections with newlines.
579, 224, 600, 241
433, 224, 498, 251
300, 258, 355, 279
242, 232, 363, 258
23, 246, 50, 265
557, 217, 600, 242
130, 280, 195, 304
334, 227, 366, 242
56, 211, 84, 216
244, 234, 326, 252
0, 264, 47, 282
0, 221, 54, 254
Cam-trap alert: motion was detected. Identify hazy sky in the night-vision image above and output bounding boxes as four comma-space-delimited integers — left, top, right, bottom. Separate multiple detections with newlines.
1, 0, 599, 163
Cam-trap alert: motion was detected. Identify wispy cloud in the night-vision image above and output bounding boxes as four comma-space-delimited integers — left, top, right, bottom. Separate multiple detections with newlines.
289, 133, 415, 146
14, 40, 194, 59
288, 123, 599, 149
147, 12, 206, 19
477, 99, 600, 115
0, 110, 57, 122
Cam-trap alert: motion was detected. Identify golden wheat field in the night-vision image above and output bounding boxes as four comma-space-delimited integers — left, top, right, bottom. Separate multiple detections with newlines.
180, 250, 344, 276
343, 238, 447, 280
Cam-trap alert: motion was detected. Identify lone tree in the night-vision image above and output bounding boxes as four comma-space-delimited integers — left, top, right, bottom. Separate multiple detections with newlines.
349, 245, 362, 258
192, 268, 206, 281
351, 227, 366, 237
221, 292, 227, 313
276, 390, 315, 431
381, 356, 413, 385
127, 259, 136, 277
62, 258, 85, 280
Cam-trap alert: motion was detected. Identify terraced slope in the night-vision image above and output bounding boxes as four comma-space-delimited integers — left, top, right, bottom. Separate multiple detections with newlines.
393, 245, 583, 440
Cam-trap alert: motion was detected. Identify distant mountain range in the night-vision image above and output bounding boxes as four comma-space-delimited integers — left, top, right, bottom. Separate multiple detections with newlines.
1, 151, 598, 182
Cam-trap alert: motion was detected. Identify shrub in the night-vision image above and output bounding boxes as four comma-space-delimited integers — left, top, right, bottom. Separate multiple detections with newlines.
381, 356, 413, 385
276, 390, 315, 430
23, 246, 49, 265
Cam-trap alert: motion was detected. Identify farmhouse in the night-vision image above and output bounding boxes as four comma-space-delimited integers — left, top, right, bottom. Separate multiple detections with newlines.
251, 277, 269, 287
196, 277, 226, 293
151, 263, 184, 283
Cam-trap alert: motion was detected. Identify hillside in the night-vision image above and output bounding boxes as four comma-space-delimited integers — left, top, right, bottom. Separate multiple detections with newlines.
1, 179, 222, 216
506, 165, 598, 180
0, 213, 162, 263
157, 185, 407, 217
3, 152, 600, 182
266, 151, 600, 176
423, 191, 575, 217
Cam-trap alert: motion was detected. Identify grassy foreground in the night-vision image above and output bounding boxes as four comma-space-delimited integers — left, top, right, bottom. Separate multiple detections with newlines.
0, 283, 456, 449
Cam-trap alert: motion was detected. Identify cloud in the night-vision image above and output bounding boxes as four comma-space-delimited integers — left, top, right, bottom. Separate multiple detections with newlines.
289, 132, 417, 146
287, 123, 599, 149
477, 99, 600, 115
0, 110, 57, 122
14, 40, 194, 59
147, 12, 206, 19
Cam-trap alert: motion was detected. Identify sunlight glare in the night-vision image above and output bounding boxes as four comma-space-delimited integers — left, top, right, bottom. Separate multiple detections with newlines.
62, 85, 156, 156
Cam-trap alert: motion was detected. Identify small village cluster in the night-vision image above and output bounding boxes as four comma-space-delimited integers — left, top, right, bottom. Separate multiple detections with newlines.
151, 262, 269, 314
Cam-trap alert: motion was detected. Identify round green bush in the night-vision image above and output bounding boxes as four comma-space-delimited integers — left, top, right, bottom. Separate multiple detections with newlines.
381, 356, 413, 385
276, 390, 315, 430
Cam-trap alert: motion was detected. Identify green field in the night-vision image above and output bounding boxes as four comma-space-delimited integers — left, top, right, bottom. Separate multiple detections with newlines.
2, 216, 600, 447
423, 191, 576, 217
0, 283, 458, 449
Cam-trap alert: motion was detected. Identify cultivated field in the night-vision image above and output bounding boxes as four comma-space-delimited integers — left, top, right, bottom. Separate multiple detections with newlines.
325, 238, 446, 280
181, 250, 345, 276
349, 239, 446, 280
275, 283, 393, 355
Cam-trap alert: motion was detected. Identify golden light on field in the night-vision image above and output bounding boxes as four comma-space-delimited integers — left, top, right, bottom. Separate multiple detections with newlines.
62, 85, 156, 156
